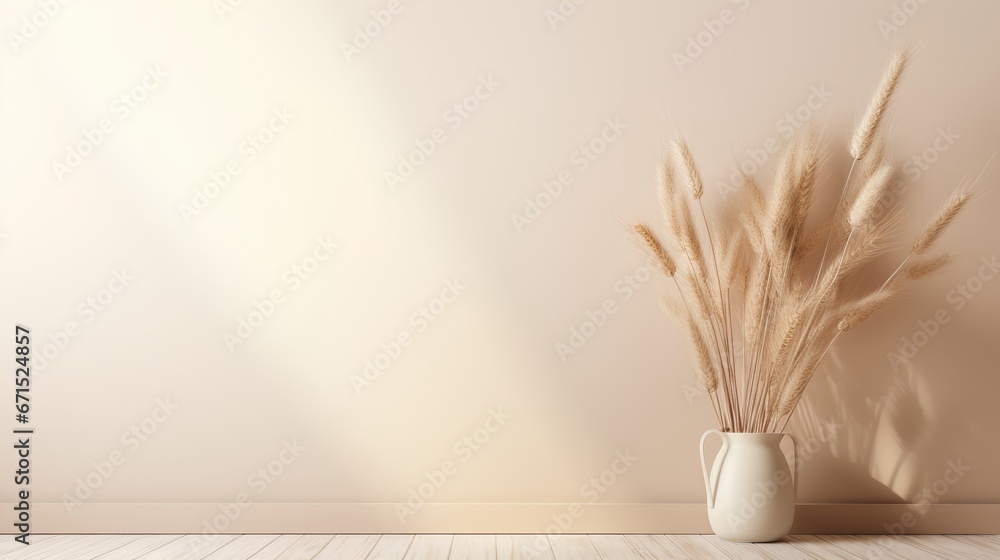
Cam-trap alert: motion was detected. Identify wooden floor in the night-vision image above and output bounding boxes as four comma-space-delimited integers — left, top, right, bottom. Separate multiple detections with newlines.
2, 534, 998, 559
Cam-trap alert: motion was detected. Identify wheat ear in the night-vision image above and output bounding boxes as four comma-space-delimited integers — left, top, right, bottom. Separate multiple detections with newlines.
740, 172, 767, 254
848, 165, 894, 228
850, 48, 910, 160
672, 138, 704, 199
686, 314, 718, 393
909, 189, 972, 256
837, 287, 900, 331
633, 224, 676, 276
766, 139, 801, 262
904, 255, 952, 280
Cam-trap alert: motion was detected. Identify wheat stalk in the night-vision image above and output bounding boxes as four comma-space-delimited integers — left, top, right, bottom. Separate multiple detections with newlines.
814, 47, 910, 287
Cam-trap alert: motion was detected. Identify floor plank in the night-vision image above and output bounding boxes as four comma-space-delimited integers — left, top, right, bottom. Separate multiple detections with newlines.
496, 535, 512, 560
276, 535, 336, 559
625, 535, 690, 560
817, 535, 911, 560
784, 535, 859, 560
8, 535, 106, 560
948, 535, 1000, 555
204, 535, 279, 559
754, 539, 820, 560
666, 536, 716, 560
877, 535, 980, 560
91, 536, 185, 560
313, 534, 378, 559
497, 535, 554, 560
902, 535, 988, 560
449, 535, 495, 560
245, 535, 302, 560
366, 535, 415, 560
588, 535, 655, 559
0, 535, 53, 556
140, 535, 237, 560
701, 534, 773, 559
547, 535, 600, 560
46, 535, 140, 560
403, 535, 453, 560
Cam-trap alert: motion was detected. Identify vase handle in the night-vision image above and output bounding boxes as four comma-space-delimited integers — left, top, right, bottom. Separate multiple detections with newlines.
783, 432, 798, 498
700, 429, 727, 509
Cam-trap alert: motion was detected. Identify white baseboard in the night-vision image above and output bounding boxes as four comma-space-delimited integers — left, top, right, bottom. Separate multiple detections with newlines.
6, 503, 1000, 534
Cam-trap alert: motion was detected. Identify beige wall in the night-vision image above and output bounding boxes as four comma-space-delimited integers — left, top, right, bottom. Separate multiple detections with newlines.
1, 0, 998, 532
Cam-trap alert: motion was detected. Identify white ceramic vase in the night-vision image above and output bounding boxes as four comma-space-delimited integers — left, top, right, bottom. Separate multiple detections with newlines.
700, 430, 797, 542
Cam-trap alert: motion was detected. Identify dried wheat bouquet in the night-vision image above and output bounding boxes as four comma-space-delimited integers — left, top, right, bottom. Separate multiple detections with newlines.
634, 48, 981, 433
